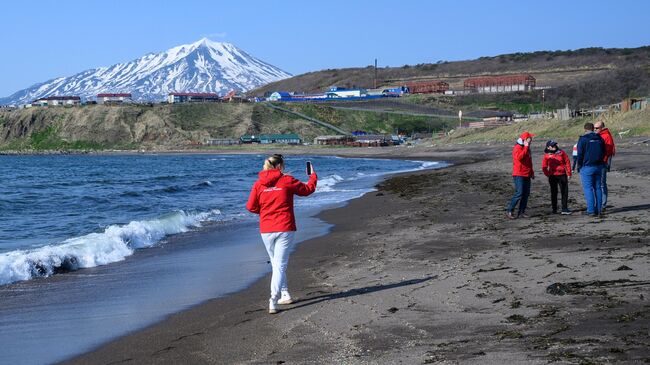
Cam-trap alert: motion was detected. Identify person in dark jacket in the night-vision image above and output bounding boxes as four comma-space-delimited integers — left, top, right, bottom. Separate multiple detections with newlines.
506, 131, 535, 219
246, 154, 318, 314
576, 123, 606, 217
595, 121, 615, 211
542, 140, 572, 215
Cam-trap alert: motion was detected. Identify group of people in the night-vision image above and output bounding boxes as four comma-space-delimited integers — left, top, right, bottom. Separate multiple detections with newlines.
507, 121, 615, 219
245, 122, 616, 314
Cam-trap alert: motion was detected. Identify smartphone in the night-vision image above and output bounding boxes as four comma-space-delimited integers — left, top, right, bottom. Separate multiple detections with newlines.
306, 161, 313, 175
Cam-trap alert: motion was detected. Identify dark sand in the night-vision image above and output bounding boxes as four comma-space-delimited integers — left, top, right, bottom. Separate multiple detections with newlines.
64, 142, 649, 364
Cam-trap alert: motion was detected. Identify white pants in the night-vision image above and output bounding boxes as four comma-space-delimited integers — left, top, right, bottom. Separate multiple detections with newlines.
261, 231, 295, 301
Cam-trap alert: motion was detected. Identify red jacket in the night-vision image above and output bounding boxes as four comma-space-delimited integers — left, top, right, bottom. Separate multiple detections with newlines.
246, 169, 317, 233
542, 150, 572, 177
598, 128, 616, 162
512, 142, 534, 178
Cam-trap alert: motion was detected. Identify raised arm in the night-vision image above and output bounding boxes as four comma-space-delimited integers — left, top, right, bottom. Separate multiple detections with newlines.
290, 173, 318, 197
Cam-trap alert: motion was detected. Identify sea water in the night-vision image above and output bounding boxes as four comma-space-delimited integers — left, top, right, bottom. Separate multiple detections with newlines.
0, 154, 446, 364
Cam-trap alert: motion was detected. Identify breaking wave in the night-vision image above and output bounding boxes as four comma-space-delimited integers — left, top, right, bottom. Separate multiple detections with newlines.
0, 210, 221, 286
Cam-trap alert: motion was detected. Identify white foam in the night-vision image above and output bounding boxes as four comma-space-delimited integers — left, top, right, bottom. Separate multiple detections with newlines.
316, 174, 345, 192
0, 210, 220, 286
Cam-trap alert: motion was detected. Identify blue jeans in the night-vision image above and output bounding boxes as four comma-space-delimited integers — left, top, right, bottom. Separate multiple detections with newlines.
601, 157, 612, 208
580, 165, 603, 214
507, 176, 531, 214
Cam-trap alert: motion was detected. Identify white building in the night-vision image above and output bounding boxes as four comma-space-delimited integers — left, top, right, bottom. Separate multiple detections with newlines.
326, 87, 365, 98
32, 96, 81, 106
97, 93, 132, 104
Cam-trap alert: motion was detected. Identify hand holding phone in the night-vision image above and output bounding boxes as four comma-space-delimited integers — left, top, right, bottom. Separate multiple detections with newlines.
306, 161, 314, 175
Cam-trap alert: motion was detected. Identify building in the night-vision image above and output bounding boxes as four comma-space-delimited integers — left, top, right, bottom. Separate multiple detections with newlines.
267, 91, 292, 101
32, 96, 81, 106
464, 74, 536, 93
259, 134, 301, 145
240, 135, 261, 144
205, 138, 240, 146
353, 134, 392, 147
97, 93, 132, 104
467, 111, 514, 128
325, 86, 365, 98
404, 80, 449, 94
168, 92, 220, 103
313, 135, 354, 145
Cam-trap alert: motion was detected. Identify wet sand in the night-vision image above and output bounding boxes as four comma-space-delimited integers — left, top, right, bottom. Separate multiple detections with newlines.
64, 142, 649, 364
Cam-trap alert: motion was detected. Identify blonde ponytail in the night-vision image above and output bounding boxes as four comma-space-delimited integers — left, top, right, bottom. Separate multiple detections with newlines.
263, 154, 284, 170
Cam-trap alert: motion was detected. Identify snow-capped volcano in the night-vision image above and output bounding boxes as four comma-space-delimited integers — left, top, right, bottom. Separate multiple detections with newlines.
0, 38, 291, 105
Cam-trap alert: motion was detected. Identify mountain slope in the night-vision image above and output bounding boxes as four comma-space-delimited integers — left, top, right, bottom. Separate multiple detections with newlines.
0, 38, 291, 105
249, 46, 650, 107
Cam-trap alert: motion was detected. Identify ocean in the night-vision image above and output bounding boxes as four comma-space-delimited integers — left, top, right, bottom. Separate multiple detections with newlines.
0, 153, 446, 364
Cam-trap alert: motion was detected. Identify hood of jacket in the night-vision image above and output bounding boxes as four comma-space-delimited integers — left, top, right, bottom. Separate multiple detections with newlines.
583, 131, 601, 142
257, 169, 283, 187
600, 128, 613, 137
516, 138, 525, 146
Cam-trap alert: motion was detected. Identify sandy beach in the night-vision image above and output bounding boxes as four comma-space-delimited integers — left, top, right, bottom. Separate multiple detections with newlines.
63, 141, 649, 364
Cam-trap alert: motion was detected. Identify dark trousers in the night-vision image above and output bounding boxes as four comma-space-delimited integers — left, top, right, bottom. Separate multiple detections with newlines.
548, 175, 568, 212
507, 176, 531, 214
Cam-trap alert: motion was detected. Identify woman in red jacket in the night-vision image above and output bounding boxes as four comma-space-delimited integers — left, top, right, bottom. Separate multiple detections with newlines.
542, 140, 572, 215
246, 154, 318, 314
506, 132, 535, 219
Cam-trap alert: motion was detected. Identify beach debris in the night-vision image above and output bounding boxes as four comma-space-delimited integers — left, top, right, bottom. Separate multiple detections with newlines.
615, 311, 644, 323
387, 307, 399, 313
511, 300, 522, 308
506, 314, 528, 324
556, 263, 568, 268
475, 266, 512, 273
547, 279, 649, 296
546, 283, 572, 295
492, 297, 506, 304
614, 265, 633, 271
494, 330, 523, 340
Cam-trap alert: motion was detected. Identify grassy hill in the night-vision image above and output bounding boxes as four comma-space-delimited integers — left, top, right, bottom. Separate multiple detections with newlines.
440, 107, 650, 144
0, 102, 452, 151
251, 46, 650, 109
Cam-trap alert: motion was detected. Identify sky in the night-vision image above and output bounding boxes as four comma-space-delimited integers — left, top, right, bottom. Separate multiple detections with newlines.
1, 0, 649, 97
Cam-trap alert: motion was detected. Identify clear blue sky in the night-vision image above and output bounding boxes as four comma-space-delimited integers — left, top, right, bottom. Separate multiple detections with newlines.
1, 0, 649, 97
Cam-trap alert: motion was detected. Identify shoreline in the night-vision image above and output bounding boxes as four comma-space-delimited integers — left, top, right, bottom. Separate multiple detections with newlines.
65, 143, 649, 364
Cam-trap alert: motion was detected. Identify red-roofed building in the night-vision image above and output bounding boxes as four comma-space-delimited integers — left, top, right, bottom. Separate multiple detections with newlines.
97, 93, 132, 104
464, 74, 536, 93
32, 96, 81, 106
168, 92, 220, 103
404, 80, 449, 94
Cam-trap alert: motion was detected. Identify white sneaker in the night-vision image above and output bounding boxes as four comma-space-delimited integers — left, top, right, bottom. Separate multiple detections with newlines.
269, 298, 278, 314
278, 291, 293, 305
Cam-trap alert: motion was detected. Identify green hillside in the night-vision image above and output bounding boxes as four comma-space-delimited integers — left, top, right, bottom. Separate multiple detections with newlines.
0, 102, 453, 151
441, 107, 650, 144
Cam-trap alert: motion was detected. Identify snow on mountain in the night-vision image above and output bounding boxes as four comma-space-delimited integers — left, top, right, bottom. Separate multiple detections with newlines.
0, 38, 291, 105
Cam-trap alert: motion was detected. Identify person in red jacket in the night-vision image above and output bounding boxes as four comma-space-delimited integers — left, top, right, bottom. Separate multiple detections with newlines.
246, 154, 318, 314
594, 121, 615, 211
542, 140, 572, 215
506, 131, 535, 219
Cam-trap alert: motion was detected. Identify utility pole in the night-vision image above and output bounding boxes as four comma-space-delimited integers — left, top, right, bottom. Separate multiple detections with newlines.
374, 58, 377, 89
542, 89, 545, 114
458, 110, 463, 128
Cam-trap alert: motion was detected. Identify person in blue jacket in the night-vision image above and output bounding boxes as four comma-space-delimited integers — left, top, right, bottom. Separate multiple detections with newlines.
576, 122, 606, 217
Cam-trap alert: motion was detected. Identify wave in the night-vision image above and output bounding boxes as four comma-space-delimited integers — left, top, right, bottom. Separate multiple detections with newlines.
316, 174, 345, 192
0, 210, 221, 286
